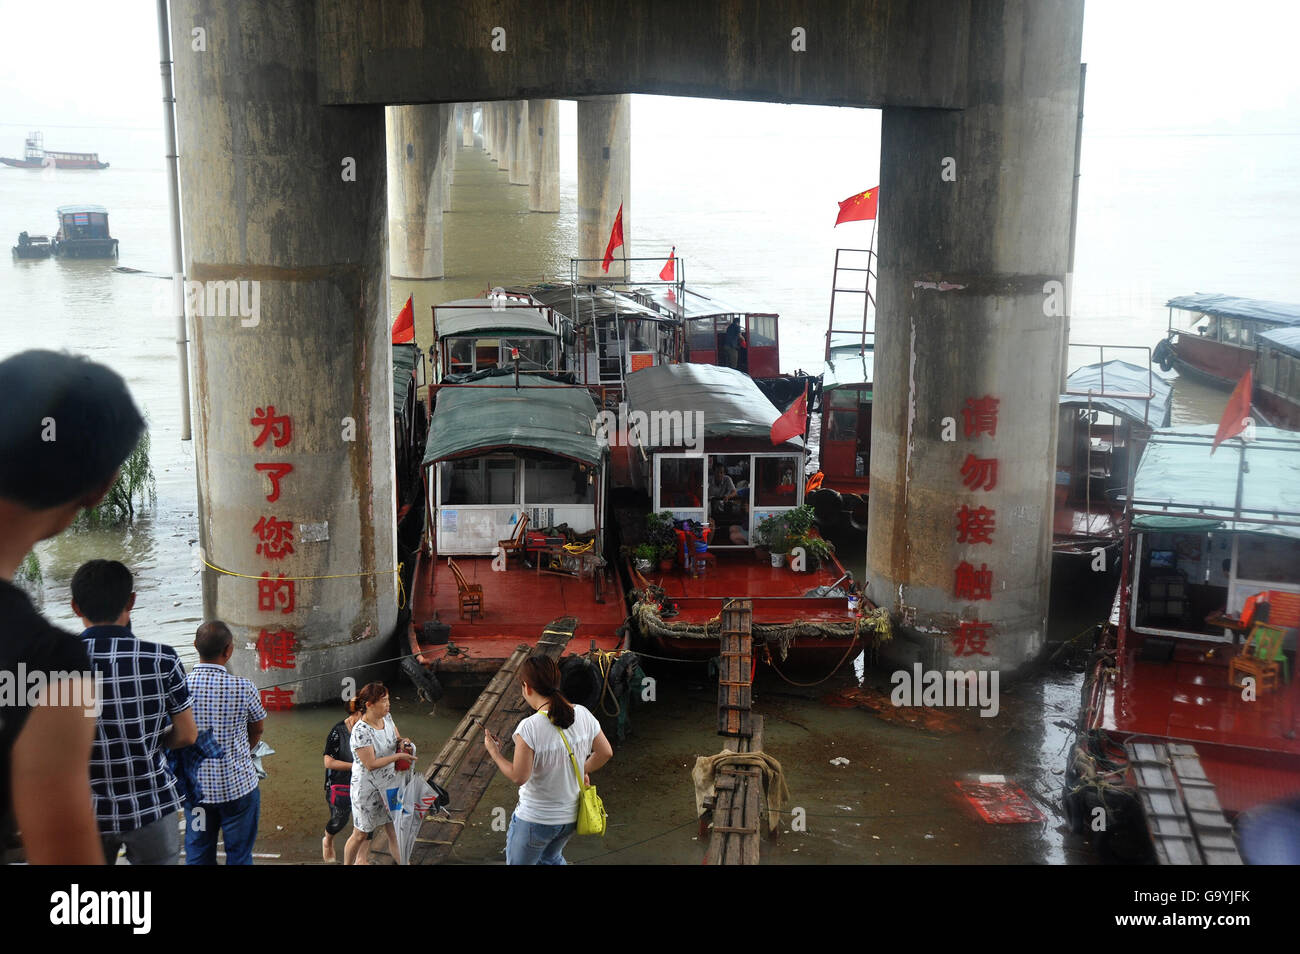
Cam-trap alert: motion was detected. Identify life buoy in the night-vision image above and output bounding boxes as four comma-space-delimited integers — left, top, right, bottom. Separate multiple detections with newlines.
805, 471, 824, 494
1153, 338, 1174, 373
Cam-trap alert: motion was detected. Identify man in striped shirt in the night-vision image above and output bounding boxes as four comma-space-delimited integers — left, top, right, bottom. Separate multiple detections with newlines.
184, 621, 267, 864
74, 560, 197, 864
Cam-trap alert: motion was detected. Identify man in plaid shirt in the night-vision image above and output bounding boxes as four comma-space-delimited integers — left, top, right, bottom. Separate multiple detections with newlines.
74, 560, 198, 864
184, 620, 267, 864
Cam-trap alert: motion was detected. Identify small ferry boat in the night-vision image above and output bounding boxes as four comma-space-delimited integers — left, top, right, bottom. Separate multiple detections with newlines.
431, 294, 568, 381
1053, 354, 1173, 556
52, 204, 118, 258
1066, 425, 1300, 861
406, 371, 627, 692
616, 363, 876, 671
1253, 326, 1300, 431
1154, 293, 1300, 390
0, 131, 109, 170
11, 231, 52, 260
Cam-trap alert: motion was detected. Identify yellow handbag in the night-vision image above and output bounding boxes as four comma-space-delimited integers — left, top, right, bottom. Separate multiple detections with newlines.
555, 723, 607, 836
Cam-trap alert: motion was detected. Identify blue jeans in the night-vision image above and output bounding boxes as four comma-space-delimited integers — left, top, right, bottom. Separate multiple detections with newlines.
184, 787, 260, 865
506, 813, 576, 865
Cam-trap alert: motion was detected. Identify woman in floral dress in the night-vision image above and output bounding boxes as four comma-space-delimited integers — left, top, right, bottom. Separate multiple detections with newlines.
344, 683, 416, 865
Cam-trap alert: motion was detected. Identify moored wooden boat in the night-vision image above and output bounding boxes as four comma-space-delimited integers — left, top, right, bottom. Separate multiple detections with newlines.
51, 204, 118, 258
1155, 293, 1300, 391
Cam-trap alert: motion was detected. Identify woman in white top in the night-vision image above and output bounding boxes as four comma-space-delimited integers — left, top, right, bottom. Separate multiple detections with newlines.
484, 655, 614, 864
344, 682, 417, 865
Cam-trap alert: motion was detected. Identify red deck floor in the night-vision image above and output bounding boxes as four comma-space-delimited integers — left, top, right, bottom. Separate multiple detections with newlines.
409, 553, 627, 672
1103, 640, 1300, 814
645, 550, 855, 624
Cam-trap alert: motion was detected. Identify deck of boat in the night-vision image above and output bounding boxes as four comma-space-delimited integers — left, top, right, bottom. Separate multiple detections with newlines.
1103, 640, 1300, 814
409, 552, 627, 677
647, 550, 853, 623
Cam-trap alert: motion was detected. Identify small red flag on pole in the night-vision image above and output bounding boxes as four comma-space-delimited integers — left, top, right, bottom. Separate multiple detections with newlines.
835, 186, 879, 226
390, 294, 415, 343
659, 246, 676, 281
602, 203, 625, 273
1210, 368, 1253, 454
770, 385, 809, 445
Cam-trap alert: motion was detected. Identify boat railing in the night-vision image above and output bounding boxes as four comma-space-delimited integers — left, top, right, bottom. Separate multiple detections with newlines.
1064, 343, 1159, 420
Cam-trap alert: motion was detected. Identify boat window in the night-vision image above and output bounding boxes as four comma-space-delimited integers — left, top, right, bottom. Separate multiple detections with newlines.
1260, 352, 1277, 390
499, 337, 553, 371
1240, 324, 1253, 347
688, 321, 715, 351
748, 315, 777, 347
446, 338, 473, 374
1237, 535, 1300, 585
440, 456, 518, 505
1288, 356, 1300, 399
659, 456, 704, 509
1221, 318, 1241, 344
624, 318, 656, 353
754, 456, 800, 507
1193, 313, 1216, 336
524, 459, 594, 505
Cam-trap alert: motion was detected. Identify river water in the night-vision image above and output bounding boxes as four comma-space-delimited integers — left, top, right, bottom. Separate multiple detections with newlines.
1, 102, 1296, 863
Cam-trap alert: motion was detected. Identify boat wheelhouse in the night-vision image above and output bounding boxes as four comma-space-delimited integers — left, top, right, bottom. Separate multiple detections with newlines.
1254, 326, 1300, 431
0, 132, 109, 170
407, 372, 626, 686
52, 204, 118, 258
618, 363, 871, 667
1069, 426, 1300, 855
431, 295, 567, 380
640, 286, 782, 381
1156, 293, 1300, 391
11, 231, 52, 260
1054, 355, 1173, 556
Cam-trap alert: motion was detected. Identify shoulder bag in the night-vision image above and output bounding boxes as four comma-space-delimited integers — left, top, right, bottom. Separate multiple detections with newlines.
554, 722, 607, 837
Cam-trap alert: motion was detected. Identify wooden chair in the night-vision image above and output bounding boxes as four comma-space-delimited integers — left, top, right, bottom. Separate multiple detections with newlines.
496, 513, 529, 567
447, 557, 484, 620
1229, 623, 1288, 693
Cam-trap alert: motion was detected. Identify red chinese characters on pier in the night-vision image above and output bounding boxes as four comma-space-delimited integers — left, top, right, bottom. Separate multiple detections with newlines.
952, 396, 1001, 656
251, 406, 297, 708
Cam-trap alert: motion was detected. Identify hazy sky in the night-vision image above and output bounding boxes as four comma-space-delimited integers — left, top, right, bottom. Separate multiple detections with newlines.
0, 1, 1297, 136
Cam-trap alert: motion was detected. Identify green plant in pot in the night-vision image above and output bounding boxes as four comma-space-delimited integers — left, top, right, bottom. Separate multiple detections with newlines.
633, 542, 657, 571
755, 512, 794, 567
791, 532, 835, 571
645, 510, 677, 567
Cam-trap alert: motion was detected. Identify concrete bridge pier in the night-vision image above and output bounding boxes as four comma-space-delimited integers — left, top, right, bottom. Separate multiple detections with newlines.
385, 104, 445, 279
577, 94, 630, 280
866, 2, 1083, 676
508, 100, 530, 186
500, 102, 515, 177
441, 103, 455, 211
461, 103, 474, 147
527, 99, 560, 212
170, 0, 397, 706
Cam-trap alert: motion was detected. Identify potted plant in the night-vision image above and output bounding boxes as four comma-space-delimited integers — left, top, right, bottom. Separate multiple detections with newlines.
633, 543, 656, 572
791, 532, 835, 571
755, 512, 793, 567
657, 543, 676, 573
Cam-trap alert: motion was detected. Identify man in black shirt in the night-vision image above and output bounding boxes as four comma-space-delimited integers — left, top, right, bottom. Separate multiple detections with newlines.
0, 350, 145, 864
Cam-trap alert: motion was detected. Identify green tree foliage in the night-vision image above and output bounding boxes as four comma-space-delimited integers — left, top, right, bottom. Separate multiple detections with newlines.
75, 429, 157, 529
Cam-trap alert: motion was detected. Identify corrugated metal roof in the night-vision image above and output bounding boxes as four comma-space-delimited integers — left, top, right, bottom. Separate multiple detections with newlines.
434, 299, 557, 338
1131, 425, 1300, 540
1260, 326, 1300, 359
646, 286, 764, 320
624, 363, 802, 447
1166, 293, 1300, 327
422, 374, 603, 467
1060, 359, 1173, 428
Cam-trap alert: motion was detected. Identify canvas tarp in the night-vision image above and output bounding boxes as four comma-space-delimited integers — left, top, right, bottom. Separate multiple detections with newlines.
1060, 359, 1173, 428
623, 362, 802, 447
1166, 293, 1300, 328
434, 299, 558, 338
422, 374, 603, 467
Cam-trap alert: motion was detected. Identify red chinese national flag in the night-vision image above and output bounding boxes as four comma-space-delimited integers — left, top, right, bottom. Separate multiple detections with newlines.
602, 203, 625, 273
390, 294, 415, 343
770, 386, 808, 445
1211, 368, 1252, 454
835, 186, 879, 226
659, 246, 675, 281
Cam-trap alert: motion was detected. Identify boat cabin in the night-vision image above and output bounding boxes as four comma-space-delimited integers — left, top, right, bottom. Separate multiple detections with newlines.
622, 363, 805, 549
1254, 327, 1300, 431
524, 283, 680, 402
641, 286, 781, 380
1160, 293, 1300, 391
1054, 357, 1172, 554
431, 296, 566, 381
423, 372, 606, 557
392, 340, 429, 525
52, 204, 118, 258
819, 339, 874, 496
1124, 426, 1300, 642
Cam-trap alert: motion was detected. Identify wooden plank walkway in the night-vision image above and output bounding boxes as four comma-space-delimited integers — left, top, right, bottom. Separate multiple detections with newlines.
372, 617, 576, 865
1125, 741, 1241, 865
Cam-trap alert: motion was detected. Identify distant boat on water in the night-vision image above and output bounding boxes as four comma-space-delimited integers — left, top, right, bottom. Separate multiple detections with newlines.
0, 131, 109, 170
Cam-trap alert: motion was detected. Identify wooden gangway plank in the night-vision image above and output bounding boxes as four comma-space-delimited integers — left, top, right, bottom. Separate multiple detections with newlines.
1124, 741, 1242, 865
375, 617, 576, 865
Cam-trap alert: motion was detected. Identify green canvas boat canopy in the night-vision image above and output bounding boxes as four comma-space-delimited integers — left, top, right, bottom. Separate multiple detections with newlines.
434, 299, 558, 338
391, 343, 419, 414
1130, 425, 1300, 540
422, 373, 603, 468
624, 363, 803, 447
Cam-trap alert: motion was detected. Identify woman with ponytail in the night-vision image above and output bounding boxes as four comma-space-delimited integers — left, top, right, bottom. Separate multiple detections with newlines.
484, 654, 613, 864
344, 683, 416, 865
